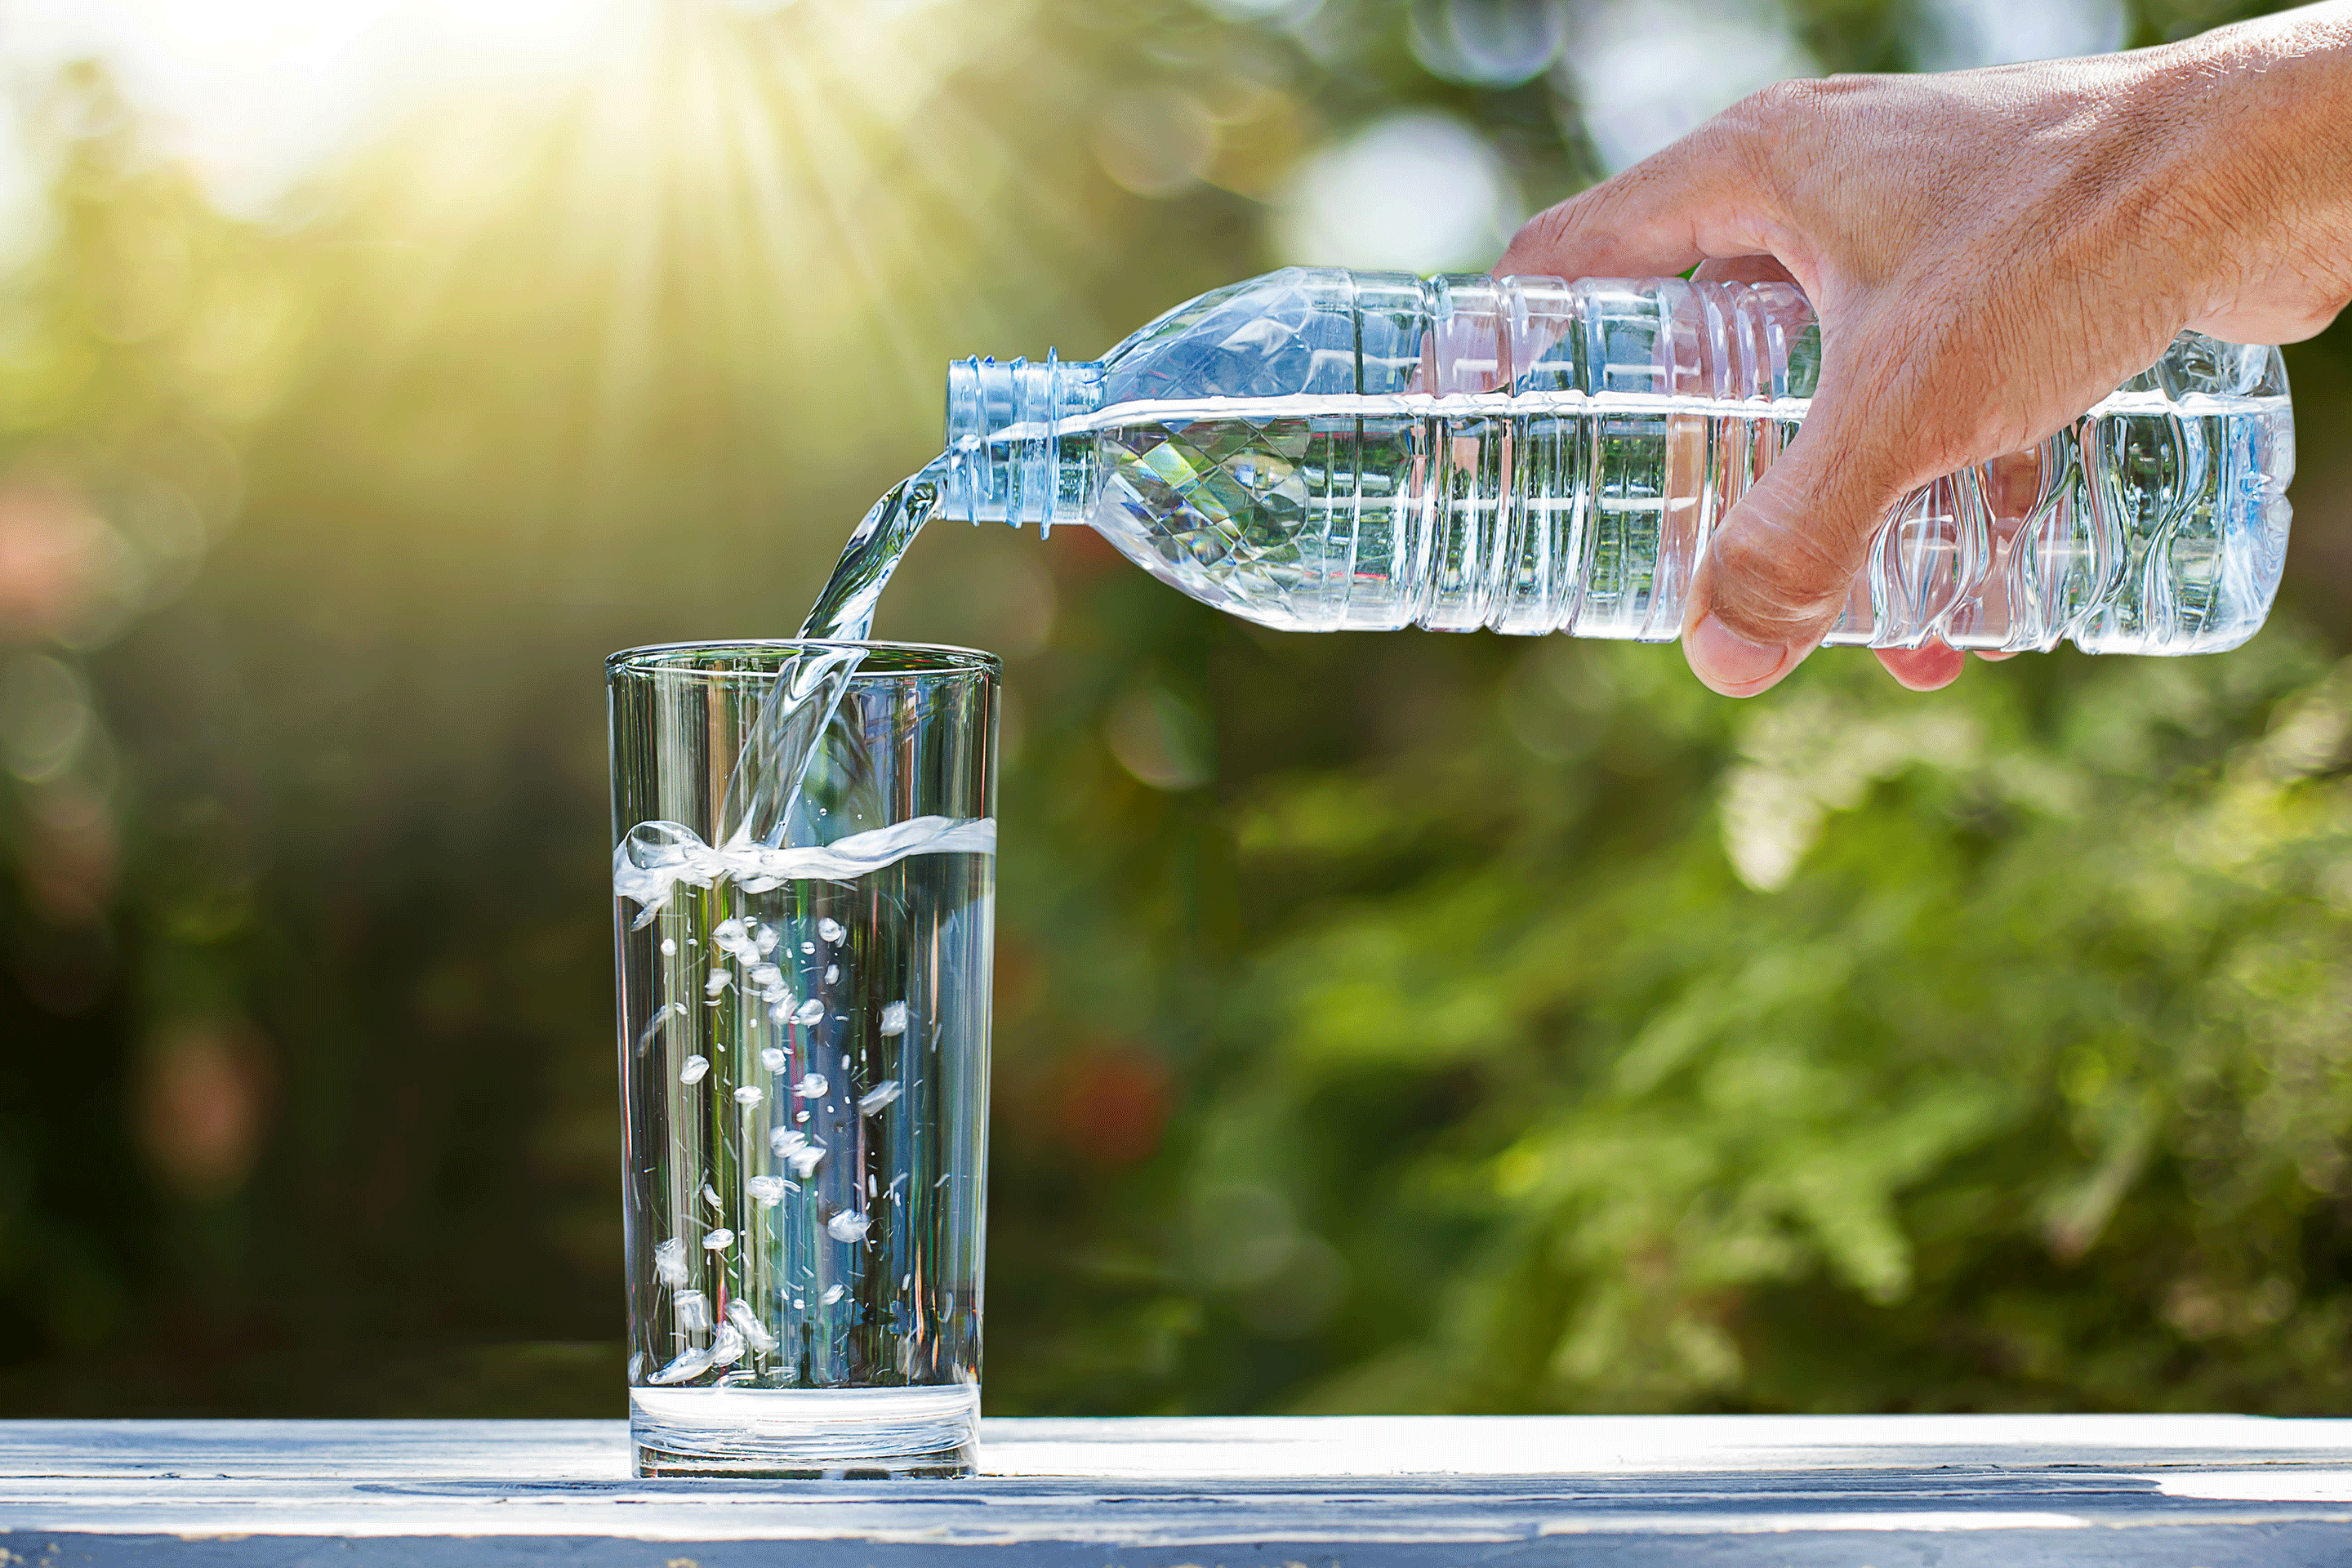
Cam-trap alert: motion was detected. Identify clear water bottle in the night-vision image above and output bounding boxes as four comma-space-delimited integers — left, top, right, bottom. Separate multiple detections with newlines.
942, 268, 2295, 654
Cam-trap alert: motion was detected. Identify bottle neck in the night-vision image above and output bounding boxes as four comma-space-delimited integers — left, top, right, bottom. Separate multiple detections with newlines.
943, 354, 1104, 533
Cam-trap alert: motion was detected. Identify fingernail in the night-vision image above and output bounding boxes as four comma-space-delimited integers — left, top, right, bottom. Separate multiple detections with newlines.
1686, 614, 1792, 695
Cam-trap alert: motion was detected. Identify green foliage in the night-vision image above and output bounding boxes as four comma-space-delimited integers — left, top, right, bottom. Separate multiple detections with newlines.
2, 0, 2349, 1419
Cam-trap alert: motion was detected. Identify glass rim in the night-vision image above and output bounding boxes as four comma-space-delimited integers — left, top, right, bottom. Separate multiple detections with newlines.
605, 639, 1000, 681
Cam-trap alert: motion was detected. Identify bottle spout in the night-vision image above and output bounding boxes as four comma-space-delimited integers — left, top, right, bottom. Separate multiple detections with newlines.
943, 353, 1102, 534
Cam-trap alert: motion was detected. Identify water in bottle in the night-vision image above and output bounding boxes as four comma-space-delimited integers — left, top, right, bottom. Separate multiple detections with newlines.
933, 268, 2295, 657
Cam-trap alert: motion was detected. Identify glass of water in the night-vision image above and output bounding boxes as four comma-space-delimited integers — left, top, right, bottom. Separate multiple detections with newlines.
608, 641, 996, 1477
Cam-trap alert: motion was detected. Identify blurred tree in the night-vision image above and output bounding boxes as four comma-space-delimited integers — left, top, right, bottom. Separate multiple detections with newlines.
2, 0, 2347, 1420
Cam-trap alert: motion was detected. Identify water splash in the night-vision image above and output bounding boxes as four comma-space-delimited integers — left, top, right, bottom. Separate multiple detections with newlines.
615, 813, 996, 924
798, 460, 948, 642
708, 461, 947, 850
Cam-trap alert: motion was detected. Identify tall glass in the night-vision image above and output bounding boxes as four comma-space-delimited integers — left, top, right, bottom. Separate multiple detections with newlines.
608, 641, 996, 1478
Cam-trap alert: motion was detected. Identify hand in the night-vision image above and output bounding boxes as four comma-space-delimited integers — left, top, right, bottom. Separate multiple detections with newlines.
1497, 3, 2352, 696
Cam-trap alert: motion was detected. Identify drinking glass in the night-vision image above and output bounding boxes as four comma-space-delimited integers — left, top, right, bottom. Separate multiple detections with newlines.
608, 640, 996, 1477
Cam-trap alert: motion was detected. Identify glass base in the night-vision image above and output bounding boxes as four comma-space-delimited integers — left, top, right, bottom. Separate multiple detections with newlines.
630, 1384, 979, 1478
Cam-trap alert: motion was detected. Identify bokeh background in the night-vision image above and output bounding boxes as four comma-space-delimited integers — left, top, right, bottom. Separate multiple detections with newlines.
3, 0, 2350, 1418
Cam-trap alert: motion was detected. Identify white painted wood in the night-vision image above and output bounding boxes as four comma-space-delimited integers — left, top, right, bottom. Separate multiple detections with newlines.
4, 1416, 2351, 1565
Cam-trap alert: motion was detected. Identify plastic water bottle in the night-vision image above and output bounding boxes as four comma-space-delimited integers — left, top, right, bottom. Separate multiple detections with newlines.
940, 269, 2294, 654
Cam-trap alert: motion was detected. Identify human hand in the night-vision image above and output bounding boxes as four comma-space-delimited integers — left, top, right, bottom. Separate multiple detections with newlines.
1498, 3, 2352, 695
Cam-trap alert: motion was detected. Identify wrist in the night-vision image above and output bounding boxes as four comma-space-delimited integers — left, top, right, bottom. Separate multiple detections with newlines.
2137, 7, 2352, 318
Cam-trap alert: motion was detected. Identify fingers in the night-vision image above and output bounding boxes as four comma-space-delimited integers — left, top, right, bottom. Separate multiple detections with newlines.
1874, 643, 1966, 690
1494, 122, 1786, 283
1681, 386, 1920, 698
1692, 255, 1800, 287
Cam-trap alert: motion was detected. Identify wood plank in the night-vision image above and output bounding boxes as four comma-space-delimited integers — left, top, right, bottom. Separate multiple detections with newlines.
3, 1417, 2350, 1566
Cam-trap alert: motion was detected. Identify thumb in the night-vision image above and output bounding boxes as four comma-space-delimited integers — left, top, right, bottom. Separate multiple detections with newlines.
1682, 381, 1916, 698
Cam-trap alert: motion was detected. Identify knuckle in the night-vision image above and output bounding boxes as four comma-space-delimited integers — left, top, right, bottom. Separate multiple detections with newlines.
1502, 195, 1591, 270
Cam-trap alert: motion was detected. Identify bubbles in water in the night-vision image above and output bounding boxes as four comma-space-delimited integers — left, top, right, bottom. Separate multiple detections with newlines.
704, 968, 732, 997
660, 938, 678, 956
879, 1000, 909, 1036
825, 964, 840, 985
724, 1296, 777, 1353
702, 1227, 735, 1250
616, 817, 997, 919
708, 1321, 746, 1370
746, 1174, 791, 1206
653, 1237, 689, 1287
793, 998, 826, 1027
771, 1128, 827, 1177
674, 1290, 710, 1332
635, 1001, 686, 1057
818, 918, 846, 944
711, 919, 764, 965
760, 1047, 786, 1072
821, 1283, 846, 1306
750, 963, 784, 991
679, 1055, 710, 1085
794, 1071, 829, 1099
701, 1183, 724, 1212
646, 1346, 714, 1385
826, 1209, 871, 1244
734, 1085, 764, 1107
801, 941, 817, 956
859, 1080, 902, 1115
755, 924, 780, 956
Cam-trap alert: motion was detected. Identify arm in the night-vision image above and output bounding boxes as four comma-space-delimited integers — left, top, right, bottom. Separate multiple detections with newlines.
1498, 2, 2352, 695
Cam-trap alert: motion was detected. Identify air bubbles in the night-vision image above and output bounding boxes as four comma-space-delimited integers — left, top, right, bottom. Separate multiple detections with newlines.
792, 998, 826, 1027
724, 1296, 777, 1353
660, 938, 678, 956
820, 1283, 846, 1306
645, 1347, 713, 1385
679, 1054, 710, 1085
878, 1001, 909, 1037
793, 1071, 829, 1100
826, 1209, 871, 1244
653, 1237, 689, 1288
635, 1001, 686, 1057
734, 1085, 764, 1107
858, 1080, 902, 1115
771, 1129, 826, 1178
746, 1174, 791, 1206
825, 964, 840, 985
817, 918, 846, 944
674, 1290, 711, 1332
760, 1046, 786, 1073
702, 1227, 734, 1250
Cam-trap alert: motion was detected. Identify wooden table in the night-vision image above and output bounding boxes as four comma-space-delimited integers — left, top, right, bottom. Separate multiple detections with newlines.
7, 1414, 2352, 1564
